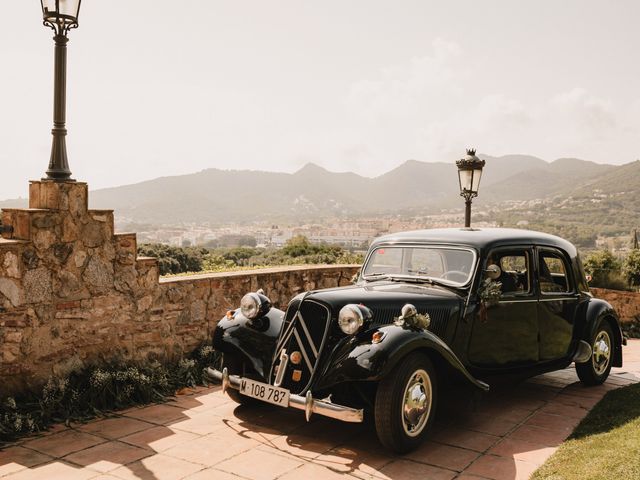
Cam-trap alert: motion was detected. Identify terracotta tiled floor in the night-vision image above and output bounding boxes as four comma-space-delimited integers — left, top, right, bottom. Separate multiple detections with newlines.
1, 340, 639, 480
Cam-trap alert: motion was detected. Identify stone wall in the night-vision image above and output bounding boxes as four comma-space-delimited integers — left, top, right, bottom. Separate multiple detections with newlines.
591, 288, 640, 324
0, 180, 359, 395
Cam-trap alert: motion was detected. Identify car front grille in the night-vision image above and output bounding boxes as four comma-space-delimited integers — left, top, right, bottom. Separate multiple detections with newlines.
270, 299, 331, 395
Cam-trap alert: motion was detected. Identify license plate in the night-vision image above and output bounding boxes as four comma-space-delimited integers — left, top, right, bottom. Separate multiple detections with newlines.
239, 378, 290, 407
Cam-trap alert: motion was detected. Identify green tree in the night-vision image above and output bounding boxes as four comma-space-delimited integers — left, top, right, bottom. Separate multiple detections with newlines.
281, 235, 316, 257
623, 249, 640, 288
137, 243, 207, 275
584, 249, 626, 290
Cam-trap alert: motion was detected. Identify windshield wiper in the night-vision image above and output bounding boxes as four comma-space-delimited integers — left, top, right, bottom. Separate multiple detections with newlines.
362, 272, 391, 282
387, 275, 451, 287
407, 268, 428, 275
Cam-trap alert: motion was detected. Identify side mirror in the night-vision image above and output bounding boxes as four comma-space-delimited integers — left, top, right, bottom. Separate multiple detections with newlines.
485, 264, 501, 280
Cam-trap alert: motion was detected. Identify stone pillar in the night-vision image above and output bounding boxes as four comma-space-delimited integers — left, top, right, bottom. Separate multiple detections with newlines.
29, 180, 88, 213
0, 180, 122, 392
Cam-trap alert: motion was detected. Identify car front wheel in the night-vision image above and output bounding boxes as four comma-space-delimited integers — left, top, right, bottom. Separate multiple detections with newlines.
576, 320, 614, 386
374, 353, 438, 453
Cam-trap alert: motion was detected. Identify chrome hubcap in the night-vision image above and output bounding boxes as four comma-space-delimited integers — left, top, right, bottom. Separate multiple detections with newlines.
592, 331, 611, 375
402, 369, 432, 437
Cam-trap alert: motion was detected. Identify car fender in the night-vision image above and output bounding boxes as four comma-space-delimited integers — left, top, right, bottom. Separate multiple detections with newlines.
314, 323, 489, 392
212, 307, 285, 380
577, 297, 623, 367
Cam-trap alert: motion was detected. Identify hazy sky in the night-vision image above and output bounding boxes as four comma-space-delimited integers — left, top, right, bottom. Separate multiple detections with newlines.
1, 1, 639, 199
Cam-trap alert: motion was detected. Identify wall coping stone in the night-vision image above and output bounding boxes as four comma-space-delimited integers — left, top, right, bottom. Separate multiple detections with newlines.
0, 239, 28, 245
89, 209, 115, 214
1, 208, 50, 213
159, 264, 361, 284
137, 256, 158, 263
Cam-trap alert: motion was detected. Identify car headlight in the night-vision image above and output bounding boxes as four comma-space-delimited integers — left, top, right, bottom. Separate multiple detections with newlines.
338, 304, 372, 335
240, 289, 271, 319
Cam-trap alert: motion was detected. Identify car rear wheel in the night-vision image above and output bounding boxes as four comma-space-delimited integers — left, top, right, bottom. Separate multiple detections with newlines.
576, 320, 614, 386
374, 353, 438, 453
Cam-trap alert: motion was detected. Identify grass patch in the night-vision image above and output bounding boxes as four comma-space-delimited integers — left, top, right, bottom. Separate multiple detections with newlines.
0, 345, 219, 446
531, 383, 640, 480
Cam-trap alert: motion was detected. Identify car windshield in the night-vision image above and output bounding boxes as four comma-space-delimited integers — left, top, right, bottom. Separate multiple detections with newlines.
362, 245, 476, 286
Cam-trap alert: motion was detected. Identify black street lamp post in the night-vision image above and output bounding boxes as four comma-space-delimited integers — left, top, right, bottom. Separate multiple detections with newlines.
40, 0, 82, 181
456, 149, 485, 228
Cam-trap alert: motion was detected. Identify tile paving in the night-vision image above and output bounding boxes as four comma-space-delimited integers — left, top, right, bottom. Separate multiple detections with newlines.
1, 339, 639, 480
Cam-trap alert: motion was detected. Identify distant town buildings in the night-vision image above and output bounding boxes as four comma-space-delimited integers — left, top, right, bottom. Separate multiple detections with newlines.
118, 213, 498, 250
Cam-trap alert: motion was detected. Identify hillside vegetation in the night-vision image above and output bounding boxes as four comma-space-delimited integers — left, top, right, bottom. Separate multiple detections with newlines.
2, 156, 638, 248
139, 235, 363, 276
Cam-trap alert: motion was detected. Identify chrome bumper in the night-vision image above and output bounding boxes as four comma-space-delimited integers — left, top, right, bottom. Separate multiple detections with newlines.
204, 367, 364, 423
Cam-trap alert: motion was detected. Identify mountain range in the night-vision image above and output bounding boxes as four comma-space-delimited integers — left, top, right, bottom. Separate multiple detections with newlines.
1, 155, 639, 228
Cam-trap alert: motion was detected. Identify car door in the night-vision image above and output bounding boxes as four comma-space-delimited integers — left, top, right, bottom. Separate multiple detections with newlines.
468, 246, 539, 367
536, 247, 579, 361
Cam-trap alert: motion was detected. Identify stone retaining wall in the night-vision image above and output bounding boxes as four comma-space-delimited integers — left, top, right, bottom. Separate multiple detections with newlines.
0, 180, 359, 395
591, 287, 640, 324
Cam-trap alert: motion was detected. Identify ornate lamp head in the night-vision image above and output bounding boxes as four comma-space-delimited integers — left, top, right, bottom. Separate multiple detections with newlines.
41, 0, 82, 36
456, 148, 485, 199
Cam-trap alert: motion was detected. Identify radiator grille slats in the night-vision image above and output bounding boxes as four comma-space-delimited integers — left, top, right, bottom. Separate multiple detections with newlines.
272, 300, 330, 395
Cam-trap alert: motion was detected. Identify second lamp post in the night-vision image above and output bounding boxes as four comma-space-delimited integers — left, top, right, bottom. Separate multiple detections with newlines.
456, 149, 485, 228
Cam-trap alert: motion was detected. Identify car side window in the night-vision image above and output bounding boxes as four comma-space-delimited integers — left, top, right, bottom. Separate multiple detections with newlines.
539, 251, 571, 294
486, 250, 531, 296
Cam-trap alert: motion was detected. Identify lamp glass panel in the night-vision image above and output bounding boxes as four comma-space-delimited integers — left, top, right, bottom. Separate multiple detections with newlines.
458, 169, 473, 192
471, 168, 483, 193
42, 0, 80, 18
59, 0, 81, 17
41, 0, 57, 14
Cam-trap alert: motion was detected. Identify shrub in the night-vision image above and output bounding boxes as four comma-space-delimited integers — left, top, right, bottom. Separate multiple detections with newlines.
623, 249, 640, 289
584, 249, 627, 290
621, 316, 640, 339
0, 345, 218, 445
137, 244, 208, 275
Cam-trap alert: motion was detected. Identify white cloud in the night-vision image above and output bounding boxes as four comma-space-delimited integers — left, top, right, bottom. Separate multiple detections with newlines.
346, 38, 464, 126
334, 45, 636, 171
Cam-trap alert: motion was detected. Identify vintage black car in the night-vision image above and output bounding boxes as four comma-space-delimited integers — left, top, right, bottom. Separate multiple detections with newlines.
206, 228, 625, 452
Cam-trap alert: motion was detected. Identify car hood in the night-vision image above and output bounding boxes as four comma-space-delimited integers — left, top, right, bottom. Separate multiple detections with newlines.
302, 281, 464, 322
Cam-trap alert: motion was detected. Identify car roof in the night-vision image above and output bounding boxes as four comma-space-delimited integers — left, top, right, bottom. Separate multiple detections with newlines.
371, 227, 577, 256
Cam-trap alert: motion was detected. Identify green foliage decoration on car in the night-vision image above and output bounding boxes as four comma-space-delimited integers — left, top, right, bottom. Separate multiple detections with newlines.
478, 278, 503, 306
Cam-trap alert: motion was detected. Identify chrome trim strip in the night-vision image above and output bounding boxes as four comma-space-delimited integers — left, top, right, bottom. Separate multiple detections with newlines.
273, 312, 298, 357
539, 297, 578, 302
273, 349, 288, 387
494, 297, 579, 305
298, 314, 319, 357
205, 367, 364, 423
293, 329, 315, 372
